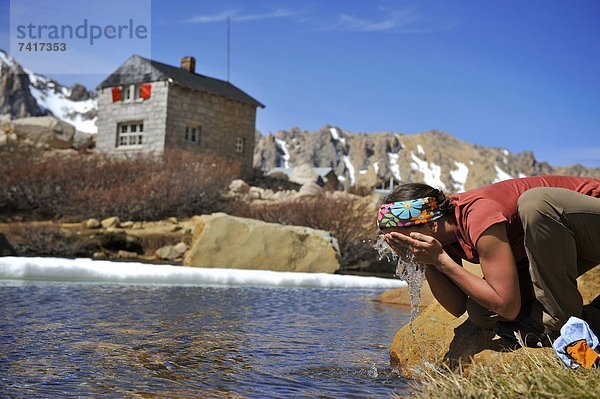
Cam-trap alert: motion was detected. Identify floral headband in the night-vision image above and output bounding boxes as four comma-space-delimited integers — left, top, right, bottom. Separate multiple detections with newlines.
377, 197, 444, 229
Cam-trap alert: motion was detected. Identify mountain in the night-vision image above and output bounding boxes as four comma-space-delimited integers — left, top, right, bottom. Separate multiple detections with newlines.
254, 126, 600, 193
2, 51, 598, 188
0, 50, 97, 133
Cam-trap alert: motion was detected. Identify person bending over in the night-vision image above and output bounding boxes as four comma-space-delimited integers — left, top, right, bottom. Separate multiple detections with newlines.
378, 175, 600, 346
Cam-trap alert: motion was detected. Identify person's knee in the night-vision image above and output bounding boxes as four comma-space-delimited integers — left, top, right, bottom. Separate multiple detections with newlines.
466, 298, 498, 330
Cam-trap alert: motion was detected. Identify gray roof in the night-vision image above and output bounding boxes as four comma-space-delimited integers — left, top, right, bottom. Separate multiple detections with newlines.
97, 55, 264, 108
268, 167, 335, 178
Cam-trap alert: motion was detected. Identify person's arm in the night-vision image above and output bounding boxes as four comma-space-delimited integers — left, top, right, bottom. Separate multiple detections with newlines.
386, 222, 521, 320
384, 234, 467, 316
424, 264, 468, 317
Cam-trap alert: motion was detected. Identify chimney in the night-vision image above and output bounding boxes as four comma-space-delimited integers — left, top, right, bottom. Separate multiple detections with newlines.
180, 56, 196, 74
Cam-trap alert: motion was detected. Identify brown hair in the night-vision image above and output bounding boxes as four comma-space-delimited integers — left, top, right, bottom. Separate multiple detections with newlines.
382, 183, 454, 214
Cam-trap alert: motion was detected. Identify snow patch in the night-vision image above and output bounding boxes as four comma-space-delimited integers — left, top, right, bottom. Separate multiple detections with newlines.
343, 155, 355, 186
410, 152, 446, 190
329, 127, 346, 145
450, 161, 469, 193
502, 149, 510, 156
417, 144, 425, 156
518, 173, 528, 178
0, 50, 15, 67
29, 84, 97, 133
358, 169, 368, 175
0, 257, 407, 289
493, 164, 513, 183
387, 152, 402, 181
373, 162, 379, 174
275, 138, 291, 169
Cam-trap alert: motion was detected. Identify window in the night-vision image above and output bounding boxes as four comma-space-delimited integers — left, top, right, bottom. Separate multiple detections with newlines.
120, 84, 151, 102
185, 126, 201, 144
116, 122, 144, 147
122, 85, 132, 102
235, 137, 245, 153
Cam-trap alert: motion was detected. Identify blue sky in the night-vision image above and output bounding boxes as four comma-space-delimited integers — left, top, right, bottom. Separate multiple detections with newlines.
1, 0, 599, 167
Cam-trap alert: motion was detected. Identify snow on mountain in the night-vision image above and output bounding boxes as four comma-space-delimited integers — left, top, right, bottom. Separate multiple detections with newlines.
254, 126, 600, 192
329, 127, 346, 145
387, 152, 402, 181
275, 138, 291, 169
0, 49, 97, 133
493, 164, 513, 183
450, 161, 469, 193
0, 51, 15, 68
26, 72, 97, 133
343, 154, 355, 186
410, 152, 446, 190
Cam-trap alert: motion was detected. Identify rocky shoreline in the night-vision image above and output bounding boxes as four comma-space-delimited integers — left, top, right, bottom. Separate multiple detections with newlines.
0, 213, 343, 274
379, 263, 600, 377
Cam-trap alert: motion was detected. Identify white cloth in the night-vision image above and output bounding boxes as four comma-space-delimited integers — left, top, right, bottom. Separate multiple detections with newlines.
553, 316, 600, 368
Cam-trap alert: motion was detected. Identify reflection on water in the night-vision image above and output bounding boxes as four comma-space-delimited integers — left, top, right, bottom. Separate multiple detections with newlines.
0, 282, 410, 398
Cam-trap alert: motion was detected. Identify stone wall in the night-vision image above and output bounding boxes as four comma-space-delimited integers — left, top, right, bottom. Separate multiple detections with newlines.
96, 81, 169, 155
165, 85, 257, 175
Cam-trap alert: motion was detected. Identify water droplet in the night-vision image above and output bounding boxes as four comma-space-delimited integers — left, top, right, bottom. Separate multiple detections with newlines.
368, 365, 378, 378
372, 236, 425, 325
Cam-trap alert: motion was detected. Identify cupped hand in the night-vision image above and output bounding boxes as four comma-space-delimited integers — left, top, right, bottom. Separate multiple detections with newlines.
384, 231, 446, 266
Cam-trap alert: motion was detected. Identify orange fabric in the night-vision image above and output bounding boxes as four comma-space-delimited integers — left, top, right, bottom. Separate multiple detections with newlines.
566, 339, 600, 368
111, 87, 121, 102
140, 84, 151, 99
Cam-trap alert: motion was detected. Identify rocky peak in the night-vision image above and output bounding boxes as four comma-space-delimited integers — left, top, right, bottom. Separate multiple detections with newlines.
0, 49, 97, 133
0, 51, 44, 118
254, 125, 600, 193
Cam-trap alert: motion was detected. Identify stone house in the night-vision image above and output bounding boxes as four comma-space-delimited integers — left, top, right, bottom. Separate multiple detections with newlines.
95, 55, 264, 174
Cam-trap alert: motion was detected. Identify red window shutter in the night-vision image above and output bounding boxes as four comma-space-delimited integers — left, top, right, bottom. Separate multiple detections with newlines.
140, 84, 151, 99
111, 87, 121, 102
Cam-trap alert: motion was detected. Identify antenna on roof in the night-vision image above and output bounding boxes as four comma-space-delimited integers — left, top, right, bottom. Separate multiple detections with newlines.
227, 16, 231, 82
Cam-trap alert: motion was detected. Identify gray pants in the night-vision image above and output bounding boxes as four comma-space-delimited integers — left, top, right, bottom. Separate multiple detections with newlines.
467, 187, 600, 334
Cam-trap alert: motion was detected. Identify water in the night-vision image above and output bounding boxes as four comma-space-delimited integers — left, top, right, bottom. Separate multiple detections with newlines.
0, 281, 411, 398
373, 237, 426, 324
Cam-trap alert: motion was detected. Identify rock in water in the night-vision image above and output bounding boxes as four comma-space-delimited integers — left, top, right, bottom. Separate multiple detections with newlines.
184, 213, 340, 273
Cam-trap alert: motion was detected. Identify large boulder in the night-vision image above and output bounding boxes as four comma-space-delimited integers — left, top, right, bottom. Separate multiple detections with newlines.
184, 213, 340, 273
389, 264, 600, 377
12, 116, 75, 149
73, 130, 94, 149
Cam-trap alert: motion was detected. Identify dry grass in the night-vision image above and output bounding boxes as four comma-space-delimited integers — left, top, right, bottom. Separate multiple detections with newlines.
413, 347, 600, 399
0, 149, 239, 221
6, 223, 98, 257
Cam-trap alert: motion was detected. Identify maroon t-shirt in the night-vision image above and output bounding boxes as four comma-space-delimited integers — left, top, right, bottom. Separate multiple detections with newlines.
447, 175, 600, 263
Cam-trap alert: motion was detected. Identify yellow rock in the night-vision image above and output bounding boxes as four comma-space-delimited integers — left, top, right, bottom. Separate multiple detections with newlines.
378, 281, 434, 308
389, 263, 600, 377
184, 213, 340, 273
101, 216, 120, 229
